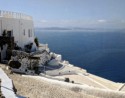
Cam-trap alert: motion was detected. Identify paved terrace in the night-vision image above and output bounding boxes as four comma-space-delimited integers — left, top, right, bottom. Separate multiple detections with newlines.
46, 62, 124, 91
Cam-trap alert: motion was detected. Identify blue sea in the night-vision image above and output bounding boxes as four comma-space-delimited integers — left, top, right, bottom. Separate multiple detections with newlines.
35, 30, 125, 83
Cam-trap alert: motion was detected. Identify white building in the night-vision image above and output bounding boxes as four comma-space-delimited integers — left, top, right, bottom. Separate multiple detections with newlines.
0, 10, 37, 62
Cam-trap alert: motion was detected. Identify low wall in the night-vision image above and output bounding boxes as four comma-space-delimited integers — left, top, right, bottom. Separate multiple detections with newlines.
0, 68, 17, 98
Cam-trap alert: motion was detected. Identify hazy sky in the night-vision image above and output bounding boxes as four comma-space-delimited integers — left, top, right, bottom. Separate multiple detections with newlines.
0, 0, 125, 29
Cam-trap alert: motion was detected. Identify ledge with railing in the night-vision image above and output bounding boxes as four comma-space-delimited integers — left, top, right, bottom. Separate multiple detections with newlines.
0, 10, 32, 20
38, 43, 50, 52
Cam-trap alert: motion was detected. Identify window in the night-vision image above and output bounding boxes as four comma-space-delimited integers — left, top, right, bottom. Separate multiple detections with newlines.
28, 29, 32, 37
23, 29, 25, 36
28, 29, 30, 37
31, 29, 32, 37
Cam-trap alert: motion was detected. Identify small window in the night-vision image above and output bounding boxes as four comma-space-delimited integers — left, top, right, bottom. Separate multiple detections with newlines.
23, 29, 25, 36
31, 29, 32, 37
28, 29, 30, 37
28, 29, 32, 37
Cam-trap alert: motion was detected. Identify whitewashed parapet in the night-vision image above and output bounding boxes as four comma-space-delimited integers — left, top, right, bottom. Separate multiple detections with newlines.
0, 10, 32, 20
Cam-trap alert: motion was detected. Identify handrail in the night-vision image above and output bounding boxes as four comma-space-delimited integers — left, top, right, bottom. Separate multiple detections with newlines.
0, 10, 32, 20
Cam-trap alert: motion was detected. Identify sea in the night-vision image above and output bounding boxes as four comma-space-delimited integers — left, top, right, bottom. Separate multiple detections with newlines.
35, 30, 125, 83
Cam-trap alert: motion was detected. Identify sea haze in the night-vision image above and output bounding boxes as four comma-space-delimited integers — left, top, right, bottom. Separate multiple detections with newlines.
35, 29, 125, 82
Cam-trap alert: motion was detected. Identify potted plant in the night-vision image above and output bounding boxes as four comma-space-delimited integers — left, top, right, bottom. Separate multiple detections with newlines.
2, 30, 7, 37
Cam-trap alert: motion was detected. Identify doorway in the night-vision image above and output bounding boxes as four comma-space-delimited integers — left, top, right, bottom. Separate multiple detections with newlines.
7, 30, 12, 37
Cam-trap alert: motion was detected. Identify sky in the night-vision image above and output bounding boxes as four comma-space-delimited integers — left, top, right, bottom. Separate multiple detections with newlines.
0, 0, 125, 29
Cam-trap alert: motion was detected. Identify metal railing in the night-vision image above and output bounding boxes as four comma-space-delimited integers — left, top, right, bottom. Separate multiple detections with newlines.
0, 10, 32, 20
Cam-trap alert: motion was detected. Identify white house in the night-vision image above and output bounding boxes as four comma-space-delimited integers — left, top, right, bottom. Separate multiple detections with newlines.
0, 10, 37, 62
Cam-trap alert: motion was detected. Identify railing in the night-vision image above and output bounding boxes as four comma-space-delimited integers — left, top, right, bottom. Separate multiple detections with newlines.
0, 10, 32, 20
39, 43, 49, 52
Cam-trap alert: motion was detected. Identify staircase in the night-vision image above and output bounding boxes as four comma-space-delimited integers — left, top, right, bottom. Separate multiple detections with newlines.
31, 50, 51, 65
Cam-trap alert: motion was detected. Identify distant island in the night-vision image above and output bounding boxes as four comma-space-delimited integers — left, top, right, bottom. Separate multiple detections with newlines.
35, 27, 97, 30
35, 27, 125, 32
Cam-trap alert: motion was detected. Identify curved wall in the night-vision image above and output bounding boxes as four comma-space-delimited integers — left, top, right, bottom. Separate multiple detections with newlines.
0, 10, 36, 51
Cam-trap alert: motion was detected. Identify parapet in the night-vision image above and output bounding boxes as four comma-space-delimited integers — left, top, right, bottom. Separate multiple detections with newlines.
0, 10, 32, 20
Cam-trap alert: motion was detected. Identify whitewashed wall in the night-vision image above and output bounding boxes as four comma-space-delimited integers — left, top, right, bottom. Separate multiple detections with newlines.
0, 17, 36, 51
